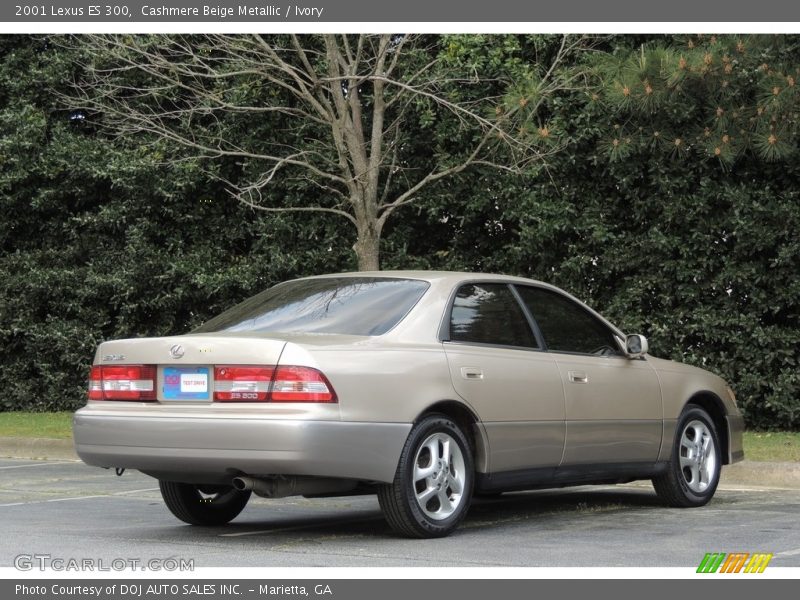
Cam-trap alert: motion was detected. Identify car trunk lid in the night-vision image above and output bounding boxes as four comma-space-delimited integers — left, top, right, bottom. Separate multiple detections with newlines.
95, 334, 288, 366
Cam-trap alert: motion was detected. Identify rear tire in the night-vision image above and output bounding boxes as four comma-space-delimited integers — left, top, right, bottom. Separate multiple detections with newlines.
159, 481, 251, 525
378, 413, 474, 538
653, 406, 721, 507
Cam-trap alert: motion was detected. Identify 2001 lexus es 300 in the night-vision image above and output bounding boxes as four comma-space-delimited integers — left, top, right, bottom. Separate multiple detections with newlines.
74, 271, 744, 537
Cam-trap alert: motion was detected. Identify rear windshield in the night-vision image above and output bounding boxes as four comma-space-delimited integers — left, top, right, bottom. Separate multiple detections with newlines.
194, 277, 430, 336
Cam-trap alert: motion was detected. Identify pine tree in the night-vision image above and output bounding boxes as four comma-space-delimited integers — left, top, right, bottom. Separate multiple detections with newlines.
590, 35, 800, 166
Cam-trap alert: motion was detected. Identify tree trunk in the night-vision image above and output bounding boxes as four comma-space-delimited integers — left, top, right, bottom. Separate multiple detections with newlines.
353, 222, 381, 271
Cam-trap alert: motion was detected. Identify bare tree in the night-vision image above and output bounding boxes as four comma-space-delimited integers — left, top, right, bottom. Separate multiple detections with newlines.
62, 34, 589, 270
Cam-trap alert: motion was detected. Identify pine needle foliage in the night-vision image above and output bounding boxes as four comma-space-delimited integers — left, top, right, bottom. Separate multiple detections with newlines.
590, 35, 800, 167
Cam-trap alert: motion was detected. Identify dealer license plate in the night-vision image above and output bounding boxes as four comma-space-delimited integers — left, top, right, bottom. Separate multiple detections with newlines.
162, 367, 210, 401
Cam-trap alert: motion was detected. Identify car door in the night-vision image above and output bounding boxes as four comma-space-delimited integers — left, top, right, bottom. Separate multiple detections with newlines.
514, 285, 663, 465
442, 282, 566, 473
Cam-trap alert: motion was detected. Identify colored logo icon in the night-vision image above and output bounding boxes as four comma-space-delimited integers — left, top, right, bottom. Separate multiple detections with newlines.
697, 552, 773, 573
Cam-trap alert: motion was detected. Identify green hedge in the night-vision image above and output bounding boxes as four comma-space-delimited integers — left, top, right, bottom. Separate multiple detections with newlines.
1, 35, 798, 428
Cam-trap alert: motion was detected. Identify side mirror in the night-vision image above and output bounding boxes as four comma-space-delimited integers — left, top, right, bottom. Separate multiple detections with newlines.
625, 334, 649, 358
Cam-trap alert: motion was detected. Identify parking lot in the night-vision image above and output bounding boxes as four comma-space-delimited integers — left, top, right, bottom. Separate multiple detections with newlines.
2, 457, 799, 568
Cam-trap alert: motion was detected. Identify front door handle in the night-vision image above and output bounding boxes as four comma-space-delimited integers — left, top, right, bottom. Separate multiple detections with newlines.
568, 370, 588, 384
461, 367, 484, 380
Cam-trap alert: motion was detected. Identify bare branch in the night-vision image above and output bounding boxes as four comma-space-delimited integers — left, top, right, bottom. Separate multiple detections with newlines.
57, 33, 591, 270
235, 192, 358, 227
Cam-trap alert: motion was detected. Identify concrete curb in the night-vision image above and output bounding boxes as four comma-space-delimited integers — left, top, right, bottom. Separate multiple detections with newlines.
0, 438, 798, 488
0, 436, 78, 461
721, 460, 800, 489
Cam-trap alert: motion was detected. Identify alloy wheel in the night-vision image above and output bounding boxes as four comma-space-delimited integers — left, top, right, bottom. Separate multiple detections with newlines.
679, 419, 718, 493
412, 432, 466, 520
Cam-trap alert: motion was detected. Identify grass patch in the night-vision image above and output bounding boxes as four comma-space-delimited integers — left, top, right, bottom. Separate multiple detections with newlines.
0, 412, 797, 461
743, 431, 800, 462
0, 412, 74, 439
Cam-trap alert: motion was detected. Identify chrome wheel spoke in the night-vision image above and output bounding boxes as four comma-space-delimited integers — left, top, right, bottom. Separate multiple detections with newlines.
415, 463, 436, 480
679, 453, 695, 470
441, 438, 451, 468
699, 462, 710, 486
413, 436, 440, 482
437, 489, 455, 515
418, 438, 441, 467
689, 464, 701, 486
426, 438, 442, 463
680, 440, 695, 460
448, 473, 464, 495
416, 485, 437, 505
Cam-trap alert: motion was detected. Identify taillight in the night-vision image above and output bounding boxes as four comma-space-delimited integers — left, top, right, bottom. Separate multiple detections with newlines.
214, 366, 274, 402
271, 366, 336, 403
88, 366, 103, 400
87, 365, 156, 401
213, 365, 337, 403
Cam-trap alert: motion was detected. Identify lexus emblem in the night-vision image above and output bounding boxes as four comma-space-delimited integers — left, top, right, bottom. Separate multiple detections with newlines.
169, 344, 185, 359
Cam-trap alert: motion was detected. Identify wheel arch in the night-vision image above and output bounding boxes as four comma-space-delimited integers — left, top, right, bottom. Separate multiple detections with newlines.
685, 391, 730, 465
414, 400, 489, 473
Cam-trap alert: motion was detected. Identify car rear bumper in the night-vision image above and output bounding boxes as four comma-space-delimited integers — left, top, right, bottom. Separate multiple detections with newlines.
73, 411, 411, 484
726, 414, 745, 464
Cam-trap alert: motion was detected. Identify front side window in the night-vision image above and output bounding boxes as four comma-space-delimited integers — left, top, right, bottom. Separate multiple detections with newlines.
448, 283, 537, 348
515, 286, 621, 356
194, 277, 429, 336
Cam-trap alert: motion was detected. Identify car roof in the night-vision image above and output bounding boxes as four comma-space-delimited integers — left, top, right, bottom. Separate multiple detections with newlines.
304, 270, 546, 286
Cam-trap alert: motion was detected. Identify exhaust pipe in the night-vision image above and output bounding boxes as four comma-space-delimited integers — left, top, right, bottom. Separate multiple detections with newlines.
232, 475, 356, 499
232, 476, 258, 492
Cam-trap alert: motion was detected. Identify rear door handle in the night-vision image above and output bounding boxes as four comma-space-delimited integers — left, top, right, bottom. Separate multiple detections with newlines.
461, 367, 484, 380
568, 370, 588, 384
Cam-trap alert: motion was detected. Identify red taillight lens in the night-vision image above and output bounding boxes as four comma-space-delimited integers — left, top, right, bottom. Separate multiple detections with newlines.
270, 366, 337, 403
213, 366, 274, 402
212, 365, 336, 403
87, 365, 156, 401
88, 366, 103, 400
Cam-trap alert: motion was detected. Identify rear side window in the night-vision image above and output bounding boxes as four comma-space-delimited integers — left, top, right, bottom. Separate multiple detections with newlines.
515, 286, 621, 356
448, 283, 537, 348
194, 277, 429, 336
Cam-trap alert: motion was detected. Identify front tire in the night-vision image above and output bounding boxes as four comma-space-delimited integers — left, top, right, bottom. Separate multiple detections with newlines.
378, 414, 474, 538
159, 481, 251, 525
653, 405, 721, 507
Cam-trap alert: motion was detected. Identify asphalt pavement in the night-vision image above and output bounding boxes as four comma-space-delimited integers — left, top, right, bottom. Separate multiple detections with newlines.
2, 457, 799, 568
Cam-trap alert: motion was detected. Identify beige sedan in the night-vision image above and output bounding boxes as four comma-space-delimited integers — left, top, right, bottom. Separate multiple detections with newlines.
73, 271, 744, 537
